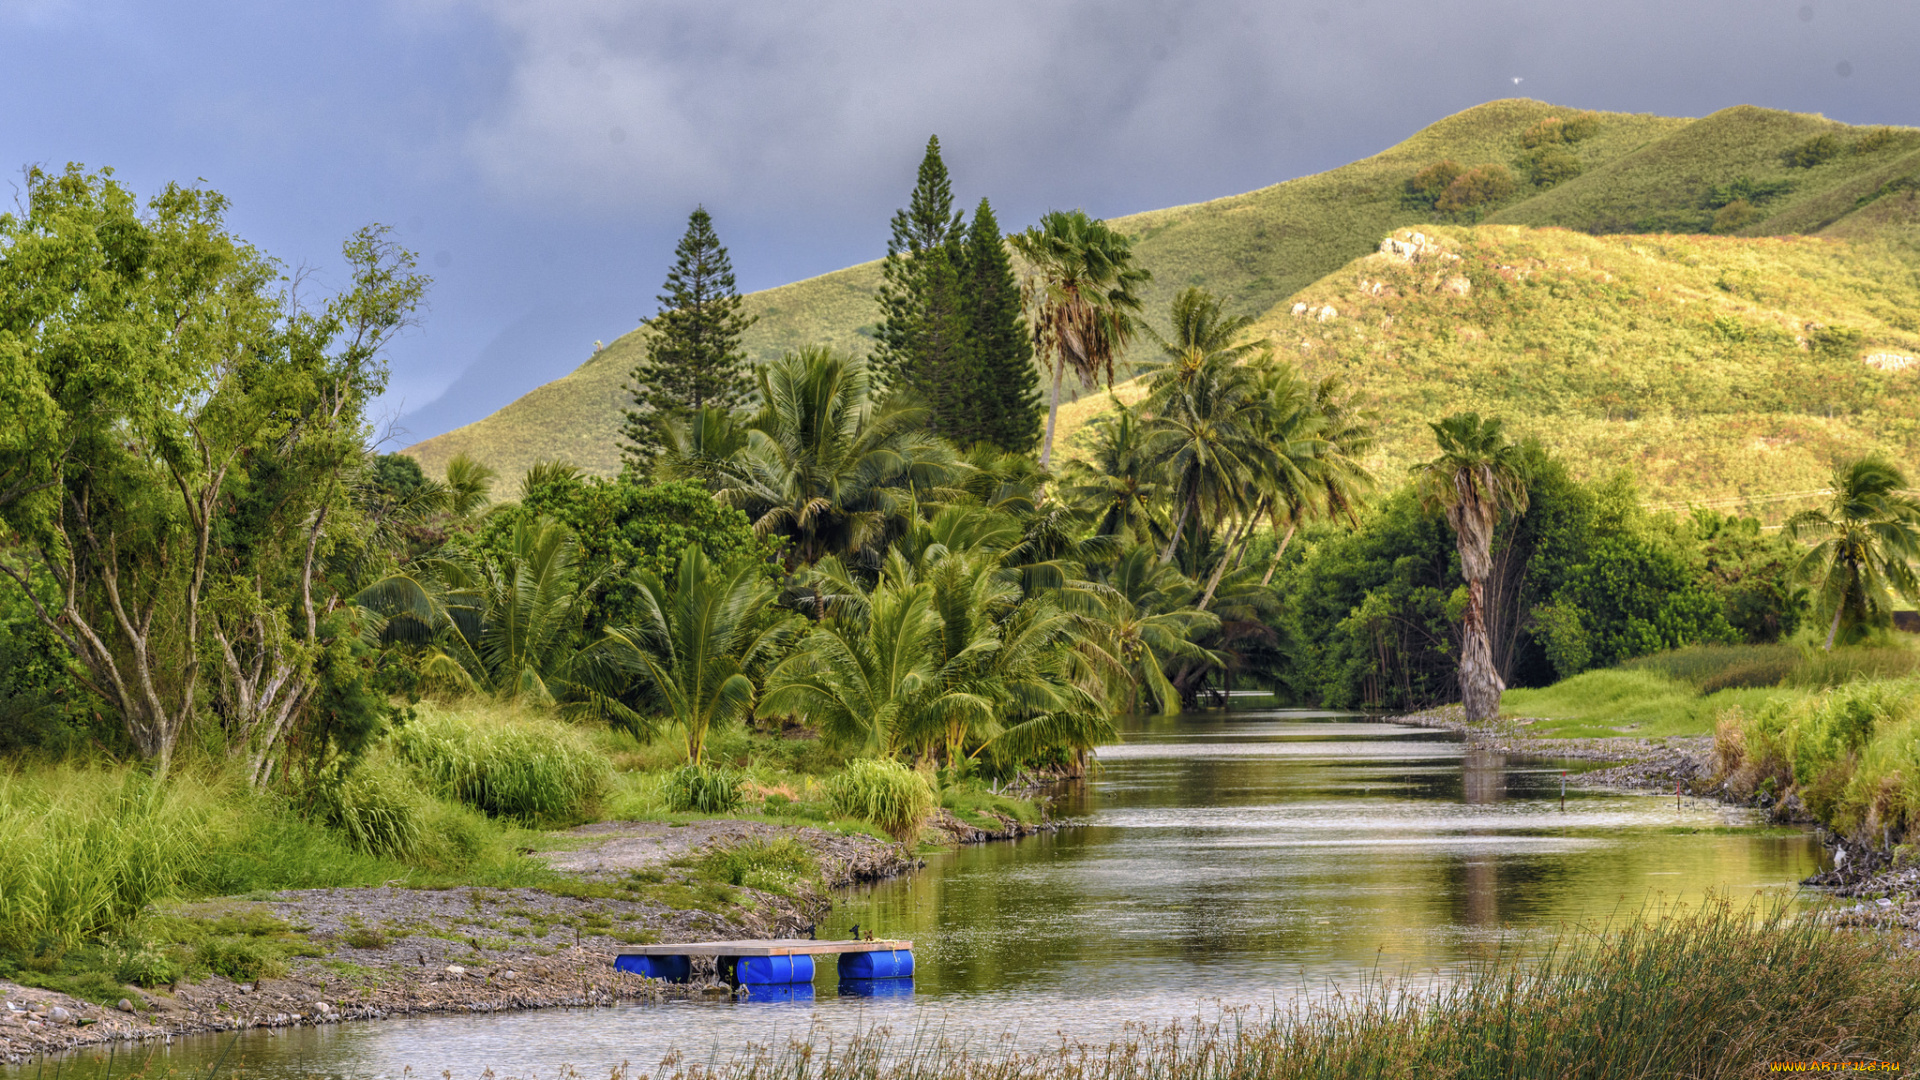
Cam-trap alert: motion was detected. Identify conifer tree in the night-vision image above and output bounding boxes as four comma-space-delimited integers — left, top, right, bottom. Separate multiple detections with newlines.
963, 198, 1041, 453
873, 137, 977, 441
622, 207, 756, 471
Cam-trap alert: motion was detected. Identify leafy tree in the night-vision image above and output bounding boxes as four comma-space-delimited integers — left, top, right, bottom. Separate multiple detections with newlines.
1009, 210, 1150, 467
610, 545, 800, 763
962, 199, 1041, 452
473, 466, 777, 638
1787, 455, 1920, 650
1411, 413, 1530, 723
873, 137, 977, 441
1143, 350, 1269, 570
0, 167, 427, 778
622, 207, 756, 472
1436, 164, 1517, 216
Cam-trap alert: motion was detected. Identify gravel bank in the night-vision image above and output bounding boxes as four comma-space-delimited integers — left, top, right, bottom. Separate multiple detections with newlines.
1, 821, 918, 1064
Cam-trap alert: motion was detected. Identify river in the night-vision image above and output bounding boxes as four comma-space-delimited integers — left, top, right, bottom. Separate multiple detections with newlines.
11, 710, 1824, 1078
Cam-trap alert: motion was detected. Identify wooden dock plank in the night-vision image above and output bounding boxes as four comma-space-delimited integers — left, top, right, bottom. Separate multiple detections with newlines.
616, 938, 911, 958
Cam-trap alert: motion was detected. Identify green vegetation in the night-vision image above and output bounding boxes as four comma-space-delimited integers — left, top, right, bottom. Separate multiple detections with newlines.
636, 900, 1917, 1080
622, 207, 757, 473
823, 759, 937, 840
390, 706, 612, 825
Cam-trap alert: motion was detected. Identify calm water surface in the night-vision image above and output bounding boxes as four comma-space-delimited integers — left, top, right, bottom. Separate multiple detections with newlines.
16, 711, 1823, 1078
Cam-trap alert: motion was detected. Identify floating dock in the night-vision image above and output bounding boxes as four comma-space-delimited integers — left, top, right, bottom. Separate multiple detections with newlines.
615, 938, 914, 986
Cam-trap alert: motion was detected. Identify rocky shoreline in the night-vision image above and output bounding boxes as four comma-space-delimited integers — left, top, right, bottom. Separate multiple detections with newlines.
1, 819, 928, 1064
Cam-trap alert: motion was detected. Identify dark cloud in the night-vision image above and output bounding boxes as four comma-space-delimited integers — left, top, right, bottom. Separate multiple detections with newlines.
2, 0, 1917, 440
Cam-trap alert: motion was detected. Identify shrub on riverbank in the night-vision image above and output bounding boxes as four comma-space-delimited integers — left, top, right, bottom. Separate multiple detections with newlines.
825, 759, 936, 839
1718, 676, 1920, 841
392, 705, 611, 825
652, 899, 1916, 1079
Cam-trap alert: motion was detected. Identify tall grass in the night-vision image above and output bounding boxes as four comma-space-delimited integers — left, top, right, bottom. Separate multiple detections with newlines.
825, 759, 935, 840
392, 703, 611, 825
635, 900, 1916, 1080
0, 768, 219, 953
1719, 676, 1920, 841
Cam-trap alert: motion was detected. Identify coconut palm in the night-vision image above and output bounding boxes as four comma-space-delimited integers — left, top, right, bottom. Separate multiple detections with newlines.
1008, 210, 1150, 468
713, 346, 960, 567
1195, 361, 1325, 610
1410, 413, 1530, 723
1072, 546, 1220, 715
1135, 287, 1264, 385
1061, 402, 1164, 546
1256, 376, 1377, 586
1142, 350, 1271, 569
1787, 455, 1920, 650
605, 544, 800, 763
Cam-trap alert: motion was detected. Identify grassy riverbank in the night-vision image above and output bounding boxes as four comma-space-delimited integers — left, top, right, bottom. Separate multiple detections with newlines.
1501, 641, 1920, 739
0, 700, 1037, 1024
601, 901, 1915, 1080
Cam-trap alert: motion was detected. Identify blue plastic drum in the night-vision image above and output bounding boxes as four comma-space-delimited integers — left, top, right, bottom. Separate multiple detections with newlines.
837, 949, 914, 980
730, 954, 816, 984
615, 954, 692, 982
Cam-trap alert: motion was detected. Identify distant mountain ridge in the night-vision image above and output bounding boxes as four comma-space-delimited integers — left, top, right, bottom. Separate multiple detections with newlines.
407, 98, 1920, 504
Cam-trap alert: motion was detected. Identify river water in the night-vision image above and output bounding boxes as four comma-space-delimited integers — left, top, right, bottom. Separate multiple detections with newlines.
14, 711, 1824, 1078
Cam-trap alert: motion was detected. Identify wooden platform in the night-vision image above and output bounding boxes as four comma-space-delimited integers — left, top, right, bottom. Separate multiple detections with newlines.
616, 938, 911, 958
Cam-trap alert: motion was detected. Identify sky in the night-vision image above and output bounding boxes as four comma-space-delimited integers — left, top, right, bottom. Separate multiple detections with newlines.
3, 0, 1917, 447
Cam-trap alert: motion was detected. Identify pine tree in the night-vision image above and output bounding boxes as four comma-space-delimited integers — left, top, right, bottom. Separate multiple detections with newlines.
873, 137, 978, 441
962, 199, 1041, 453
622, 207, 756, 471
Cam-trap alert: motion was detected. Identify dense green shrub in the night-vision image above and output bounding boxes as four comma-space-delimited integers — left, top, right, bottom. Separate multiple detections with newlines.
697, 837, 817, 895
825, 759, 936, 839
307, 755, 429, 861
1785, 133, 1843, 168
391, 708, 611, 825
664, 762, 744, 814
1403, 160, 1465, 208
1520, 112, 1599, 147
1436, 164, 1516, 214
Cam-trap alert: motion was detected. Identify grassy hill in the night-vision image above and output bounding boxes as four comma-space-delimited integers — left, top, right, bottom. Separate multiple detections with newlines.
1057, 224, 1920, 514
408, 99, 1920, 499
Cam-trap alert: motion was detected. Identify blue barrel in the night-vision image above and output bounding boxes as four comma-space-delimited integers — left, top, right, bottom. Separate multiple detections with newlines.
838, 977, 915, 998
837, 949, 914, 980
615, 954, 691, 982
730, 954, 815, 984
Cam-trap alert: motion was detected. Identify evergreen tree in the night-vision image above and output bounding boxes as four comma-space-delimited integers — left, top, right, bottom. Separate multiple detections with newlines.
622, 207, 756, 472
963, 198, 1041, 453
873, 137, 978, 442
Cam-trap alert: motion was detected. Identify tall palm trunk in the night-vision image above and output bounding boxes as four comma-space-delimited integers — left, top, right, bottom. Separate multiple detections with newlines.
1455, 535, 1505, 723
1159, 494, 1194, 565
1039, 362, 1066, 468
1260, 521, 1298, 586
1197, 514, 1248, 611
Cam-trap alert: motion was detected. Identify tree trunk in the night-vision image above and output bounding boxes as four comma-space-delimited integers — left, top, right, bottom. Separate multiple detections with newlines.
1458, 574, 1505, 723
1260, 523, 1299, 586
1039, 362, 1066, 468
1825, 604, 1843, 652
1159, 495, 1193, 565
1197, 515, 1248, 612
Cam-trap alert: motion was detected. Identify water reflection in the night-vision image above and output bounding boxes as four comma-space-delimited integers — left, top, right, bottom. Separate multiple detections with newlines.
7, 710, 1822, 1079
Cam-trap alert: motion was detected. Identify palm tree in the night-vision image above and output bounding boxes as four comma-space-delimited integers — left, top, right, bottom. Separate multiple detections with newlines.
713, 346, 959, 567
1008, 210, 1150, 468
1787, 455, 1920, 650
1071, 546, 1219, 715
1258, 375, 1376, 587
1062, 402, 1164, 546
1142, 350, 1270, 569
607, 544, 800, 763
759, 580, 986, 759
1135, 287, 1264, 384
1410, 413, 1530, 723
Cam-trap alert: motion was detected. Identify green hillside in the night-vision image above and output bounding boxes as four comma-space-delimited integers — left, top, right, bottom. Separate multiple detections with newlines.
1058, 224, 1920, 513
408, 99, 1920, 494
